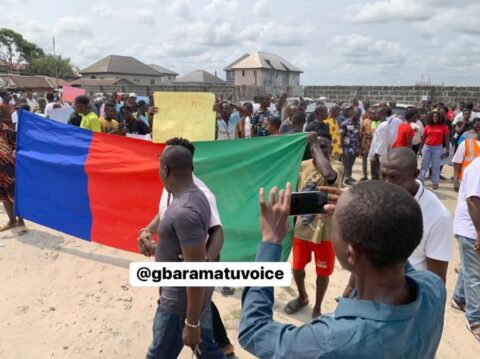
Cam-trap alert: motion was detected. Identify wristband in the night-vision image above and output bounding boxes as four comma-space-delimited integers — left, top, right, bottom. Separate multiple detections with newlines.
184, 319, 200, 329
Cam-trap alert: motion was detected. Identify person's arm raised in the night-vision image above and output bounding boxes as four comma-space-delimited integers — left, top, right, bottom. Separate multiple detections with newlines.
307, 132, 337, 182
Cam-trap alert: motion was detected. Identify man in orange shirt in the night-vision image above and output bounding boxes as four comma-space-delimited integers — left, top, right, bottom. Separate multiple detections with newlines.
392, 107, 417, 148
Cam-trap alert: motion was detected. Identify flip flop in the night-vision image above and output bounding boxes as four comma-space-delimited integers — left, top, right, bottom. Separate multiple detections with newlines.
466, 321, 480, 342
284, 298, 309, 315
17, 224, 28, 236
0, 222, 17, 232
451, 298, 466, 312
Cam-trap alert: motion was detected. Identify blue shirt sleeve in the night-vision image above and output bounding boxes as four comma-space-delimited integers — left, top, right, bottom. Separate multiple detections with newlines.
239, 242, 331, 358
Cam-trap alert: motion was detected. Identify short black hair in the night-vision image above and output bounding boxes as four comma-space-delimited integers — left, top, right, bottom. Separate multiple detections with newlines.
104, 102, 116, 110
405, 107, 418, 121
165, 137, 195, 156
268, 116, 281, 130
46, 92, 54, 102
426, 111, 446, 125
18, 104, 30, 112
137, 100, 147, 107
471, 117, 480, 126
292, 111, 306, 126
120, 105, 132, 113
385, 107, 393, 117
337, 181, 423, 269
75, 95, 90, 105
466, 102, 474, 110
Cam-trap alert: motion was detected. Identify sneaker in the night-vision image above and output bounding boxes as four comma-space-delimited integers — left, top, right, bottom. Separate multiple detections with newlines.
344, 178, 355, 186
440, 175, 447, 180
432, 184, 439, 190
359, 177, 368, 181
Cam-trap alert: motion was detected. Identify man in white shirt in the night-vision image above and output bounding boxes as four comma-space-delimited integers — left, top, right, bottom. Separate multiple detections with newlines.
452, 106, 479, 126
23, 90, 39, 112
44, 92, 61, 118
343, 147, 453, 297
451, 156, 480, 341
368, 106, 402, 180
380, 148, 452, 281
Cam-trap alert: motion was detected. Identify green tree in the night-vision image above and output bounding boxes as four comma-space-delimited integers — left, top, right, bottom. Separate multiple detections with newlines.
0, 28, 44, 70
29, 54, 74, 78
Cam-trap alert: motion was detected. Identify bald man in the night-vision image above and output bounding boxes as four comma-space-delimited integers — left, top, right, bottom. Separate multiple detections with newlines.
145, 144, 226, 358
380, 148, 452, 281
343, 148, 453, 298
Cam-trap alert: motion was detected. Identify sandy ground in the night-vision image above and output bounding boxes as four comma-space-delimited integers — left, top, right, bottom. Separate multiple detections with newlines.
0, 164, 478, 359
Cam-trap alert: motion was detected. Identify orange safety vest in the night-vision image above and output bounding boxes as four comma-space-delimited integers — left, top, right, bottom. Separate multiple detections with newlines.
460, 138, 480, 179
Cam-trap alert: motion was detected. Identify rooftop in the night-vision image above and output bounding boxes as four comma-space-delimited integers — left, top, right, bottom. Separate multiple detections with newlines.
224, 51, 302, 72
80, 55, 165, 76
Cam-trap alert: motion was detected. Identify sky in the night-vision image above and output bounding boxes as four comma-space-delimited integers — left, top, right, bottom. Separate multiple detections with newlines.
2, 0, 480, 85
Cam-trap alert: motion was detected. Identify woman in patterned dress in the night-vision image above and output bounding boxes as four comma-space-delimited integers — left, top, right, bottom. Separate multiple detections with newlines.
0, 92, 28, 235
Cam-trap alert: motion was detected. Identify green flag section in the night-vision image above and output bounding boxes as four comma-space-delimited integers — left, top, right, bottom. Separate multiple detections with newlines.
194, 134, 307, 261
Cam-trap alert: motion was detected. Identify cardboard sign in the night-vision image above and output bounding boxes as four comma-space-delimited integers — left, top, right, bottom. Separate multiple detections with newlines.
152, 92, 215, 143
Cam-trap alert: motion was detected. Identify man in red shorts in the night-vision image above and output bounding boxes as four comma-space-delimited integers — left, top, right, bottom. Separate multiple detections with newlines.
284, 131, 344, 318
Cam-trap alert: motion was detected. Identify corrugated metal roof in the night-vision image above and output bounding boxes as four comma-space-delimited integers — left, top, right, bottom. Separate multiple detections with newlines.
147, 64, 178, 76
80, 55, 164, 76
224, 51, 302, 72
68, 78, 134, 86
0, 75, 67, 89
175, 70, 226, 84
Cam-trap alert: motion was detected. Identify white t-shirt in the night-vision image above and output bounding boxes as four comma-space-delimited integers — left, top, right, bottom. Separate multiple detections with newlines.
26, 98, 39, 112
453, 112, 480, 125
454, 157, 480, 239
159, 175, 221, 230
452, 139, 480, 164
409, 181, 453, 270
411, 120, 424, 145
45, 102, 61, 118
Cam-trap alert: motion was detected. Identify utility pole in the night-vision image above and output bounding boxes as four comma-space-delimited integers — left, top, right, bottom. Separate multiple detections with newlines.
52, 37, 59, 94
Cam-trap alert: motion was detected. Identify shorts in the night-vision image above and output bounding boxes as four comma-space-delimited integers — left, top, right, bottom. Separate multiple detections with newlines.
0, 181, 14, 202
292, 237, 335, 277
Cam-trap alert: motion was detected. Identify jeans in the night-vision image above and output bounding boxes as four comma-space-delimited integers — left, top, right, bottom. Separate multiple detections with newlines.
211, 302, 230, 349
453, 235, 480, 324
361, 153, 370, 178
419, 145, 443, 185
146, 305, 226, 359
342, 152, 357, 180
371, 158, 380, 180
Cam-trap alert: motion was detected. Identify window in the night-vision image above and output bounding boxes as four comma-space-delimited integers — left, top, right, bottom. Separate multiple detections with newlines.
150, 79, 155, 85
242, 70, 245, 77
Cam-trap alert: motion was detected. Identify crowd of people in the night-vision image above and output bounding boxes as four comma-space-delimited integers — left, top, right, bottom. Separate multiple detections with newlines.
1, 88, 479, 357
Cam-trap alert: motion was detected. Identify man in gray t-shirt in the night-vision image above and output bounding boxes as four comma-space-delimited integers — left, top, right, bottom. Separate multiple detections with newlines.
146, 143, 225, 359
155, 188, 213, 315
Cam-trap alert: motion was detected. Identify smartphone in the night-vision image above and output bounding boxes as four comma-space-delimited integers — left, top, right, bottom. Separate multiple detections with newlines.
290, 191, 329, 216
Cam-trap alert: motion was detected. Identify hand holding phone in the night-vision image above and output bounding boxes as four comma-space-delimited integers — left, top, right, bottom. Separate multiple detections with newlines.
290, 191, 329, 216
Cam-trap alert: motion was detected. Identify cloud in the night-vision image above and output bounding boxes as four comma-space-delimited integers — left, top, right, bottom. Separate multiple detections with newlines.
76, 35, 118, 66
331, 34, 407, 67
93, 3, 118, 17
53, 17, 91, 36
291, 51, 318, 70
134, 9, 156, 25
239, 22, 314, 47
347, 0, 469, 24
254, 0, 268, 17
205, 0, 238, 11
168, 0, 192, 20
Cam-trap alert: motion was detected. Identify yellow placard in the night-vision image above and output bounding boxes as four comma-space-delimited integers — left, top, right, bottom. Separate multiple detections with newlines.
152, 92, 216, 143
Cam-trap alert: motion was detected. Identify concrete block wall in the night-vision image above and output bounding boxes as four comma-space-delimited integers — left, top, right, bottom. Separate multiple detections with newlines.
304, 86, 480, 105
82, 84, 302, 101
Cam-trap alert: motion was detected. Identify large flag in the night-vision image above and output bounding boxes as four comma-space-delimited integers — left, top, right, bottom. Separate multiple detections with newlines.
15, 111, 307, 261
